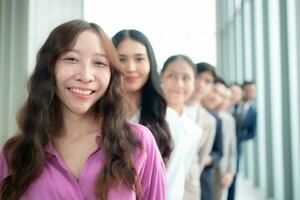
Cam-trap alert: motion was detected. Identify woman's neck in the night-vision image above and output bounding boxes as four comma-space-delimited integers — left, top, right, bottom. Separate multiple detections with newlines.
185, 91, 202, 106
169, 103, 183, 116
126, 91, 141, 119
59, 109, 100, 140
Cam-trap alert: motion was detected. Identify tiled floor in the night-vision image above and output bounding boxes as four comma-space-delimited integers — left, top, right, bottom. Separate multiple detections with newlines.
235, 177, 267, 200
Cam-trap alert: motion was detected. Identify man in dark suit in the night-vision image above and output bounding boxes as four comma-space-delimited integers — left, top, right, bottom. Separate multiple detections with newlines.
227, 81, 257, 200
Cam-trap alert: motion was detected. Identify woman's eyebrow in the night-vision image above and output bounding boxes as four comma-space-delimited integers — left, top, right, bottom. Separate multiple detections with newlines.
134, 53, 146, 56
94, 53, 108, 58
64, 49, 107, 57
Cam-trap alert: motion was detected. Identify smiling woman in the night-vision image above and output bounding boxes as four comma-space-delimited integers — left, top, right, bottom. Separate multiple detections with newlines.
55, 31, 111, 114
0, 20, 166, 200
161, 55, 196, 114
160, 55, 202, 200
112, 29, 173, 165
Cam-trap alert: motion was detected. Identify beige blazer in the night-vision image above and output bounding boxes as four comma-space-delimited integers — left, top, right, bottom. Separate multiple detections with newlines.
183, 105, 217, 200
213, 111, 237, 200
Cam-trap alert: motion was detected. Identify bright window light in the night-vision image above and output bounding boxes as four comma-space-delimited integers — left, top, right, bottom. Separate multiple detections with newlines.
84, 0, 216, 69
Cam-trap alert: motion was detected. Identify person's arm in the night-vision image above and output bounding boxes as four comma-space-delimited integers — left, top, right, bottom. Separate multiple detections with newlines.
139, 127, 166, 200
221, 172, 234, 188
220, 116, 236, 188
198, 126, 214, 168
207, 117, 223, 169
229, 117, 237, 174
199, 115, 216, 170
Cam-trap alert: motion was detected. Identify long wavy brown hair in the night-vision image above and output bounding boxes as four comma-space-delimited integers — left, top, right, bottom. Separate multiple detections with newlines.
0, 20, 141, 200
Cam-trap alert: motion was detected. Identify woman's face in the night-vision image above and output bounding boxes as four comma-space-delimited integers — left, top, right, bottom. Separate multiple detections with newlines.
161, 59, 195, 112
55, 30, 111, 115
116, 38, 150, 94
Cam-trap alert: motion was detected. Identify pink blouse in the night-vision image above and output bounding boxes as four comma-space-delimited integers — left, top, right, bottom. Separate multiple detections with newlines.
0, 123, 166, 200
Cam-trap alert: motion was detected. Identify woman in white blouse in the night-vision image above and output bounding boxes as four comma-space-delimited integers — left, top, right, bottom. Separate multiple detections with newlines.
161, 55, 203, 200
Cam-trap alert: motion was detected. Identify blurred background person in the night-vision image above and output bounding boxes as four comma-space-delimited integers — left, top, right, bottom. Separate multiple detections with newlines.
161, 55, 202, 200
200, 64, 223, 200
112, 29, 173, 164
227, 81, 257, 200
213, 77, 237, 200
228, 83, 243, 113
184, 62, 217, 200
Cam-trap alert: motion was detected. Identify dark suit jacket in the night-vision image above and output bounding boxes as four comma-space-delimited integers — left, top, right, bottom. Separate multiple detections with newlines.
238, 104, 257, 141
200, 111, 223, 200
233, 102, 257, 172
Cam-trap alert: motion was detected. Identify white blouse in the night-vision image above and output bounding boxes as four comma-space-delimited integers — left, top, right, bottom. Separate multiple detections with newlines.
129, 107, 202, 200
129, 108, 141, 123
166, 107, 202, 200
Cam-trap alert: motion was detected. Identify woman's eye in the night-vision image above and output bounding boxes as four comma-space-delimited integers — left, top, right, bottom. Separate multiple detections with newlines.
183, 76, 190, 81
167, 74, 175, 79
63, 57, 78, 63
119, 57, 126, 62
136, 57, 144, 62
95, 61, 108, 67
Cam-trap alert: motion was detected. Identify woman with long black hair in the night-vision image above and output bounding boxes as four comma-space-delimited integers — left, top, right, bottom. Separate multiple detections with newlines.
112, 30, 173, 164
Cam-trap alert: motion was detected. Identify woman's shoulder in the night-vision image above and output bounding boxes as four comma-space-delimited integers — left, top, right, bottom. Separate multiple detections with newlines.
128, 123, 164, 168
165, 107, 181, 127
129, 123, 156, 148
181, 113, 201, 131
128, 124, 166, 199
166, 107, 179, 119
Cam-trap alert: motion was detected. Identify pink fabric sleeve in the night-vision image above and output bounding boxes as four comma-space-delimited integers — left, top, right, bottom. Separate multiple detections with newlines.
0, 149, 9, 183
136, 126, 167, 200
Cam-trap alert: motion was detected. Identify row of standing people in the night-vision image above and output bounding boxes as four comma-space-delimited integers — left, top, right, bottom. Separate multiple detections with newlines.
112, 27, 257, 200
0, 19, 257, 200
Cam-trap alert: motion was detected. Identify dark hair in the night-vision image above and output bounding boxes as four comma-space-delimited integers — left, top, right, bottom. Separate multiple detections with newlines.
112, 29, 172, 163
0, 20, 141, 200
229, 82, 241, 87
161, 54, 196, 75
196, 62, 216, 78
214, 76, 228, 87
242, 80, 255, 88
